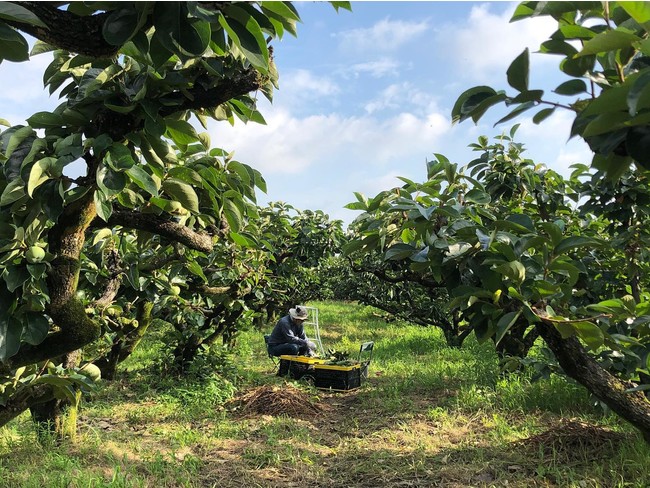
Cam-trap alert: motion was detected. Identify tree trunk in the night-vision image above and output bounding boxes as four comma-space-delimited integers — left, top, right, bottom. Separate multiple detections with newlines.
29, 350, 81, 442
0, 384, 54, 428
538, 322, 650, 444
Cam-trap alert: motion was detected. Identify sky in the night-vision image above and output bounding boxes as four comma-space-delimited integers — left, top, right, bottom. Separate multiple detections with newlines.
0, 1, 593, 228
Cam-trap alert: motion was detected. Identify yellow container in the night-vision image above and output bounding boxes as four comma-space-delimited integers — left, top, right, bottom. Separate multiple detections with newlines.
278, 355, 326, 365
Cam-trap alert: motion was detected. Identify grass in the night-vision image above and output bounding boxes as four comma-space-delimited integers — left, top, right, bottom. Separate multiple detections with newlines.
0, 300, 648, 487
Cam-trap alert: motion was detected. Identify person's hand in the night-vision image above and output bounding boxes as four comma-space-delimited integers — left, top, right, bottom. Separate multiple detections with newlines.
307, 341, 317, 351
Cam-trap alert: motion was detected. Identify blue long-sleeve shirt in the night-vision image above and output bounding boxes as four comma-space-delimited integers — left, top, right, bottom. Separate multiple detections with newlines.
268, 315, 307, 346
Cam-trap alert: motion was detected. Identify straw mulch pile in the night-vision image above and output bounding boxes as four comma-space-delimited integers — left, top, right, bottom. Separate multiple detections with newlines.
514, 419, 628, 461
228, 383, 328, 417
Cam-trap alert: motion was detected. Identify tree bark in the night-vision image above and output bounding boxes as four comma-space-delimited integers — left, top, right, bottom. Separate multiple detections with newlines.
0, 384, 54, 428
538, 321, 650, 444
8, 194, 100, 368
10, 2, 117, 57
29, 350, 81, 441
104, 210, 214, 253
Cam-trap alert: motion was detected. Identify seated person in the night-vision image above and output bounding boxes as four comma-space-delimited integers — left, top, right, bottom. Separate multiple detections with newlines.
267, 306, 317, 357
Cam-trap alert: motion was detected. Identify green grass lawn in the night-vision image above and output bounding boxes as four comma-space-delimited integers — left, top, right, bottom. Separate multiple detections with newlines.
0, 300, 648, 487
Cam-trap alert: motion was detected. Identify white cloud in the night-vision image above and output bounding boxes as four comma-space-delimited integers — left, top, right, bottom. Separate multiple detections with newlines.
279, 69, 340, 98
436, 3, 557, 81
356, 170, 405, 197
364, 82, 439, 115
344, 58, 401, 79
211, 108, 450, 175
335, 17, 430, 53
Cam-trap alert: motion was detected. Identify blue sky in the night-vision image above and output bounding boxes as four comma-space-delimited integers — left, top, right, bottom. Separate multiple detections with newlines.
0, 2, 592, 227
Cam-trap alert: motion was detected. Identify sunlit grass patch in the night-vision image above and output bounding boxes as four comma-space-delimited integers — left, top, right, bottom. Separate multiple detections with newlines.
1, 300, 648, 488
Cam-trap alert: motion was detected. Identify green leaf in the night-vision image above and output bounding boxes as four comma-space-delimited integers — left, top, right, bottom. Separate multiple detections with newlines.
162, 178, 199, 213
26, 111, 64, 128
92, 228, 113, 246
32, 375, 78, 404
0, 21, 29, 62
494, 261, 526, 285
93, 189, 113, 222
126, 165, 158, 196
621, 2, 650, 25
117, 188, 142, 208
506, 48, 529, 92
219, 12, 269, 73
0, 3, 46, 27
540, 222, 563, 247
553, 321, 576, 339
168, 167, 203, 186
107, 143, 135, 170
3, 265, 29, 292
509, 90, 544, 104
560, 54, 595, 77
539, 39, 578, 57
223, 199, 243, 232
230, 231, 256, 248
96, 165, 127, 197
494, 101, 536, 126
506, 214, 535, 232
166, 119, 200, 148
553, 236, 602, 255
4, 126, 33, 158
342, 239, 364, 255
572, 320, 605, 350
385, 243, 416, 261
30, 40, 55, 56
452, 86, 498, 124
577, 29, 641, 57
178, 18, 211, 55
464, 189, 491, 204
102, 7, 140, 46
0, 179, 24, 207
126, 264, 140, 290
628, 69, 650, 116
0, 316, 22, 361
494, 311, 522, 346
548, 260, 580, 286
27, 157, 54, 197
553, 79, 587, 96
186, 260, 207, 282
259, 2, 301, 22
24, 313, 48, 345
626, 126, 650, 168
533, 107, 556, 124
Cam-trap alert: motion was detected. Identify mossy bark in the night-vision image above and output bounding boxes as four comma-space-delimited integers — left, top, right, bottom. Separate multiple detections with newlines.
9, 194, 100, 368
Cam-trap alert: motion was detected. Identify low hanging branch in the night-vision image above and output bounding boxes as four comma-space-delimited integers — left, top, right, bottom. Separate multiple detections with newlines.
536, 320, 650, 443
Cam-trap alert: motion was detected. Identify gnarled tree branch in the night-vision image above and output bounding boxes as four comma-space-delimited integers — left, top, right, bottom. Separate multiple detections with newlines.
103, 210, 214, 253
11, 2, 116, 57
